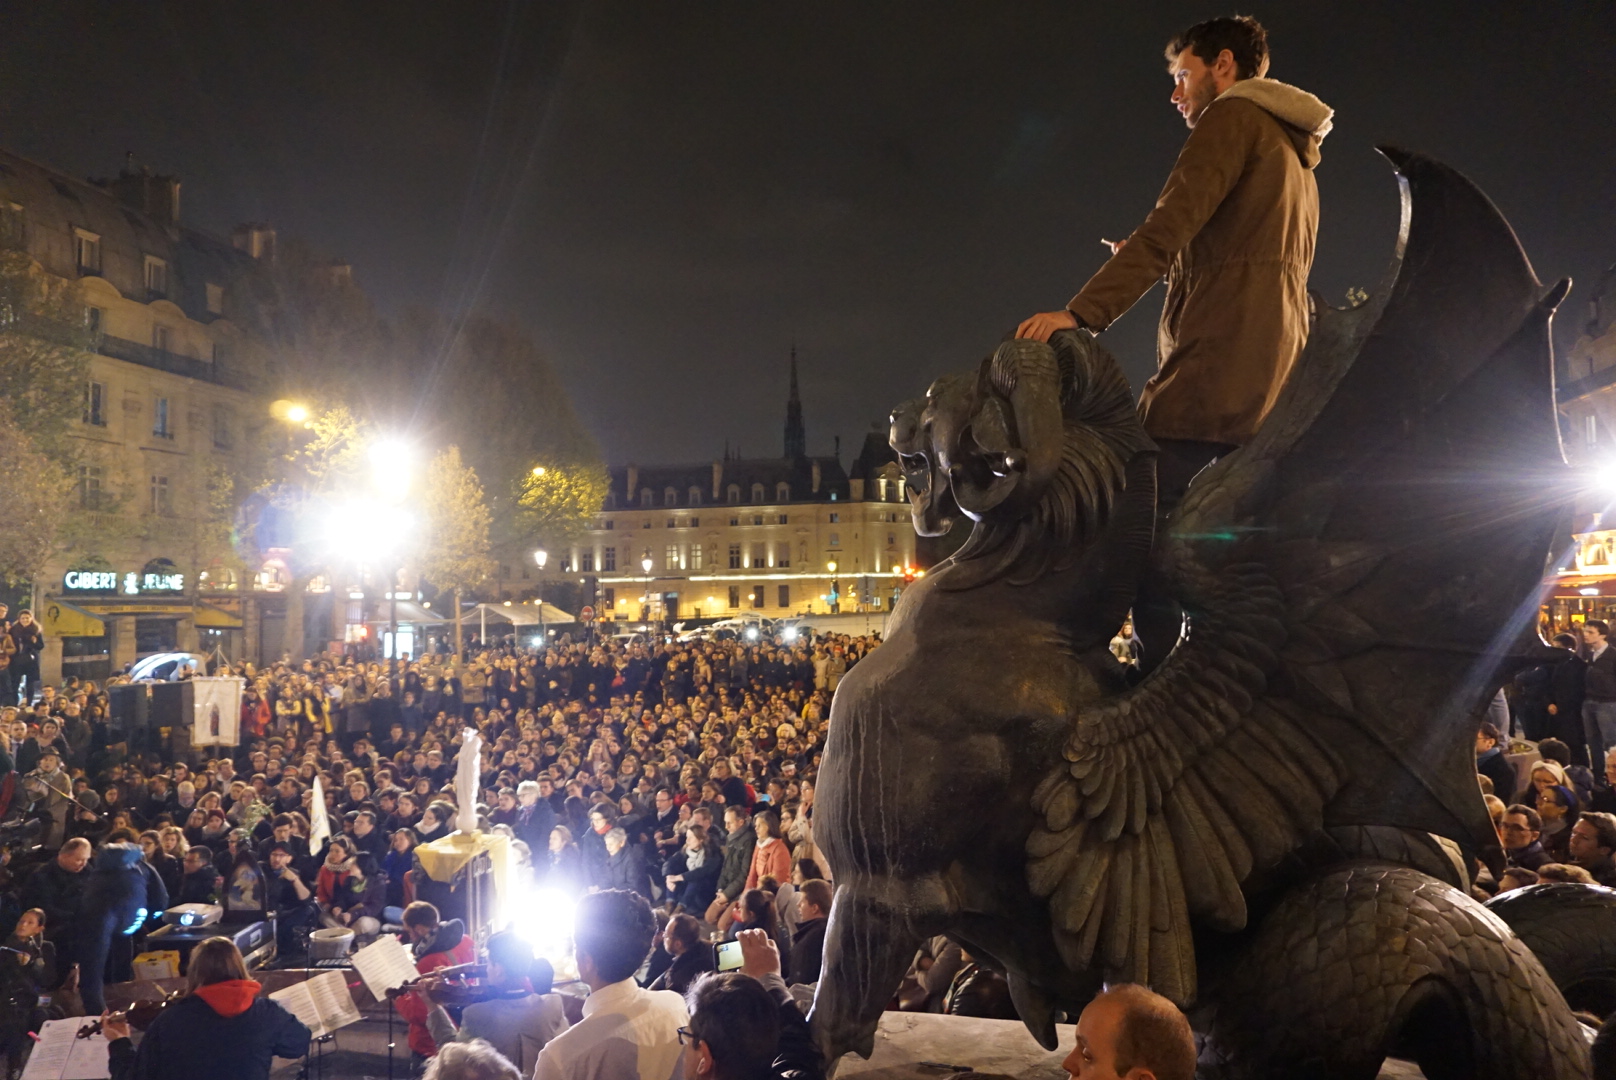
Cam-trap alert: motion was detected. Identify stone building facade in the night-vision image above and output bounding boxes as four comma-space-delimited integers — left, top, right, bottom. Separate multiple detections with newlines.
0, 148, 282, 682
575, 357, 916, 623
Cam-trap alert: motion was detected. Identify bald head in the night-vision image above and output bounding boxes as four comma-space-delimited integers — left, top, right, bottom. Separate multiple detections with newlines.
1065, 984, 1195, 1080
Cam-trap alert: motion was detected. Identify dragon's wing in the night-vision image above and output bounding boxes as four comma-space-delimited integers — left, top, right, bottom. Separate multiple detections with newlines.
1028, 150, 1571, 1006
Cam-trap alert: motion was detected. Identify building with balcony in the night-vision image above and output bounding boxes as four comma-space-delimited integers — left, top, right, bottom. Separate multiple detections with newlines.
0, 148, 284, 681
571, 356, 915, 624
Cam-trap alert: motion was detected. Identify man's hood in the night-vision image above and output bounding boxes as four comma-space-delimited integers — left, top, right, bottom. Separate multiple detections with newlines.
95, 842, 145, 872
1216, 78, 1333, 167
421, 918, 466, 957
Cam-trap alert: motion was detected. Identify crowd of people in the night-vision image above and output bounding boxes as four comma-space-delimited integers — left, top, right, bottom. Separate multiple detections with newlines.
0, 625, 883, 1078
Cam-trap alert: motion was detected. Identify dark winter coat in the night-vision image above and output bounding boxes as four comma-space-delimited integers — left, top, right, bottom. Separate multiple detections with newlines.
109, 979, 310, 1080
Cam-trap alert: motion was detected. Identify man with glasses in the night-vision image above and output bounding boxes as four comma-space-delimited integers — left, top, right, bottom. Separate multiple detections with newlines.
679, 929, 821, 1080
1500, 805, 1550, 871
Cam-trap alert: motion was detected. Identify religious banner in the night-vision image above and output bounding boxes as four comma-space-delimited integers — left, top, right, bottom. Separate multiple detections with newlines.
189, 676, 244, 746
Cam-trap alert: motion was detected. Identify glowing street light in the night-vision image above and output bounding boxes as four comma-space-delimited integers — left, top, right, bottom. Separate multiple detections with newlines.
285, 404, 309, 424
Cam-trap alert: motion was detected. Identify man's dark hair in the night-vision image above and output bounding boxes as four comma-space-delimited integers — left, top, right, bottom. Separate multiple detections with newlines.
1506, 804, 1543, 832
1165, 15, 1269, 80
685, 972, 780, 1080
1555, 633, 1579, 650
1589, 620, 1612, 639
574, 889, 656, 983
1106, 984, 1196, 1080
666, 913, 703, 952
1538, 738, 1572, 768
799, 878, 833, 915
1583, 811, 1616, 853
1477, 722, 1501, 744
486, 929, 533, 980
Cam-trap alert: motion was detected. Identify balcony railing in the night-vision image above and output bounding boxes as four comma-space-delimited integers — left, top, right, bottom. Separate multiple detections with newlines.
96, 335, 251, 391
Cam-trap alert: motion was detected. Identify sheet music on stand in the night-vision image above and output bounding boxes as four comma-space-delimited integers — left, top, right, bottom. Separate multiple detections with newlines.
21, 1019, 111, 1080
349, 934, 420, 1001
268, 969, 363, 1039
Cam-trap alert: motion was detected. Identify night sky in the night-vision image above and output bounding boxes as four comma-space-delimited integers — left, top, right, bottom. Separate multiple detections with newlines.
1, 2, 1611, 464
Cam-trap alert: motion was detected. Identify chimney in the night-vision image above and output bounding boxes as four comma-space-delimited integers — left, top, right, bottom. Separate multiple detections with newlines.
811, 461, 822, 493
626, 465, 639, 502
850, 478, 865, 501
231, 223, 278, 261
105, 163, 181, 226
712, 461, 723, 500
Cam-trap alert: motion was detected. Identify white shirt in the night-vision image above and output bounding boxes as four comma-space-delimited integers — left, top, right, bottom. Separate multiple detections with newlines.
531, 978, 687, 1080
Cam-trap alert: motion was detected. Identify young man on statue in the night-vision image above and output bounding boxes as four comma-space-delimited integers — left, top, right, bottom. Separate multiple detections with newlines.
1017, 15, 1333, 666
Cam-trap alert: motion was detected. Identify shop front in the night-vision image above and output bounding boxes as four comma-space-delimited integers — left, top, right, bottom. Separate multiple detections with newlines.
41, 564, 244, 683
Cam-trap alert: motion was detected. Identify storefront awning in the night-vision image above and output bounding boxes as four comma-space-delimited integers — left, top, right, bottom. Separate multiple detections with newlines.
1547, 573, 1616, 599
470, 601, 576, 626
194, 602, 243, 629
42, 598, 105, 637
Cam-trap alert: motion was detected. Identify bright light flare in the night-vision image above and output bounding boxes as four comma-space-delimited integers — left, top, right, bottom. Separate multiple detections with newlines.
369, 437, 414, 500
325, 499, 414, 563
746, 626, 759, 641
782, 626, 798, 643
509, 886, 577, 974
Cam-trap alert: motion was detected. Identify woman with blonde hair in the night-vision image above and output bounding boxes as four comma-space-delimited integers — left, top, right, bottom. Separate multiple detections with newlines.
106, 936, 309, 1080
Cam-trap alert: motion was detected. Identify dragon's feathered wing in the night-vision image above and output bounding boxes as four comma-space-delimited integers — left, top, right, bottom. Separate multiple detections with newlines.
1027, 149, 1572, 1006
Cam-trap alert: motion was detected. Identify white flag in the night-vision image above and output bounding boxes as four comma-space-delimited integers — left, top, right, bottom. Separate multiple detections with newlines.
310, 773, 332, 854
455, 728, 482, 835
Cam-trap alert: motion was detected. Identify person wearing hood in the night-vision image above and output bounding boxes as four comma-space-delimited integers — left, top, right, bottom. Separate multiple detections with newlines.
106, 935, 309, 1080
77, 840, 152, 1015
1015, 13, 1333, 668
392, 900, 477, 1062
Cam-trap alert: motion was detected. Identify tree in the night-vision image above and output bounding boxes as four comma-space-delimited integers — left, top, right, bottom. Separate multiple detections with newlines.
509, 460, 610, 565
0, 249, 97, 584
416, 445, 496, 656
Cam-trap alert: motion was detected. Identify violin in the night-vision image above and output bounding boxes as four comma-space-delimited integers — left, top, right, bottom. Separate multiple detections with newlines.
385, 961, 486, 999
76, 993, 181, 1039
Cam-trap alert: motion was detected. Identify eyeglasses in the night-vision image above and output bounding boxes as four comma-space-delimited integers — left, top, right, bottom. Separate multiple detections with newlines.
676, 1027, 702, 1047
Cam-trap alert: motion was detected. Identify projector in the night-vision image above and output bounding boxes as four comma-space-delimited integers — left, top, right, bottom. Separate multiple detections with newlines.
162, 903, 223, 928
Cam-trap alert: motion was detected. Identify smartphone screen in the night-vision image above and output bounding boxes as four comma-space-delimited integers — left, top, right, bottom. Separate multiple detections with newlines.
715, 940, 743, 972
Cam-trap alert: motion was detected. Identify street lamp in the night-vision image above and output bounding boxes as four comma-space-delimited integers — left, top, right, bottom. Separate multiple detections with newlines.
827, 560, 840, 614
534, 549, 548, 646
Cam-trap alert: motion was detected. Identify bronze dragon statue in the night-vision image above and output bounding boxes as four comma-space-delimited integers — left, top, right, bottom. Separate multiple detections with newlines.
810, 149, 1595, 1078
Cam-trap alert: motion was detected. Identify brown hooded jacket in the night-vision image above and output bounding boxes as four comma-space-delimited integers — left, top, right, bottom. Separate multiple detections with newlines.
1067, 78, 1334, 445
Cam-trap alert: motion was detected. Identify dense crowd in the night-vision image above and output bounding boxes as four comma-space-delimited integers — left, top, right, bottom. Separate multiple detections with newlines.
0, 623, 881, 1078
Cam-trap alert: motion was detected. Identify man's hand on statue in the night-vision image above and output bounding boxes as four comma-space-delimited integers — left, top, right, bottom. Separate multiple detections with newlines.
1103, 237, 1128, 255
1014, 310, 1078, 342
736, 928, 781, 980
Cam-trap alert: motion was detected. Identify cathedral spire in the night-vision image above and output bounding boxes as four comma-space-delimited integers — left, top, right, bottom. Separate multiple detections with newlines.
784, 345, 807, 460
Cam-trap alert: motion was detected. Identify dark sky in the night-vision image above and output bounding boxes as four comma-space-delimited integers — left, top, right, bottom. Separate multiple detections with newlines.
1, 2, 1611, 464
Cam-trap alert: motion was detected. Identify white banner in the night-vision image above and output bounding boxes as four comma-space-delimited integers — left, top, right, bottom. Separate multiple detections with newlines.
190, 676, 244, 746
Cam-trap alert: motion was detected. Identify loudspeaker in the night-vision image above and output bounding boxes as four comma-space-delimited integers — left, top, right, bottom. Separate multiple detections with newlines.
148, 680, 194, 730
107, 684, 150, 742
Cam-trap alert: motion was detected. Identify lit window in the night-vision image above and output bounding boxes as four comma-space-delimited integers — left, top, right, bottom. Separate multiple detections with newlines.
690, 544, 704, 570
152, 397, 171, 438
665, 544, 681, 570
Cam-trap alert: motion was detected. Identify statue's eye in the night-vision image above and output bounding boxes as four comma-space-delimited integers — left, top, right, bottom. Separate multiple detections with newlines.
900, 453, 927, 473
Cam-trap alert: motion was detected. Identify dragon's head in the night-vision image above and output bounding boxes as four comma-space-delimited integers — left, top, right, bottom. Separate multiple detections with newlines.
892, 331, 1155, 587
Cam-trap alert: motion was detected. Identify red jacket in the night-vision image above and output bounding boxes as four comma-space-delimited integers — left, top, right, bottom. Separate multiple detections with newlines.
392, 919, 475, 1057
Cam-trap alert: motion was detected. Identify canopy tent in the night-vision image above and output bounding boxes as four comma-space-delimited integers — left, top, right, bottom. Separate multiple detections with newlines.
375, 599, 449, 625
469, 601, 577, 627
